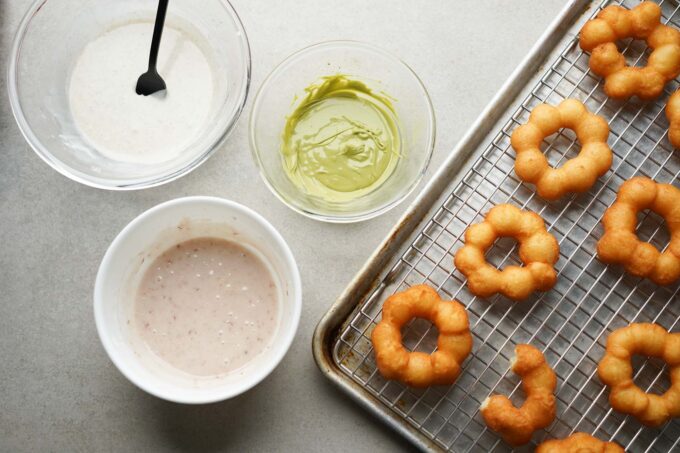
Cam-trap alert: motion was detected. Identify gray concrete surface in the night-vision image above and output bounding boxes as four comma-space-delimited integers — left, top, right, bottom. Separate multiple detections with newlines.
1, 1, 565, 451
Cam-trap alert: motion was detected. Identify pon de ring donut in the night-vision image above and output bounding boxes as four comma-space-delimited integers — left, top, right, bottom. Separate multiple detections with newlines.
480, 344, 557, 446
579, 1, 680, 100
598, 323, 680, 427
665, 89, 680, 148
597, 176, 680, 286
371, 285, 473, 388
536, 432, 624, 453
511, 99, 612, 200
454, 204, 560, 301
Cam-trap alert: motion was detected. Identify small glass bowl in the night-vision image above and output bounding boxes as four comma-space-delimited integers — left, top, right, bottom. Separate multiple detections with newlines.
8, 0, 251, 190
249, 41, 435, 223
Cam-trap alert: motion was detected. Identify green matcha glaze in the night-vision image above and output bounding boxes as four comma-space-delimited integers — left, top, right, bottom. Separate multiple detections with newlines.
281, 75, 401, 201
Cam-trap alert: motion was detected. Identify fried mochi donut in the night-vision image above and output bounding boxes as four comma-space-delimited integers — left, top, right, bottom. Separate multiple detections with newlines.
598, 323, 680, 427
511, 99, 612, 200
371, 285, 473, 387
536, 432, 625, 453
665, 89, 680, 148
597, 176, 680, 285
480, 344, 557, 446
454, 204, 560, 301
579, 1, 680, 100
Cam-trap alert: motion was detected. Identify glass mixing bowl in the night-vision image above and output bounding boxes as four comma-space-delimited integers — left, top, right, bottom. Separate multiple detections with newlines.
249, 41, 435, 223
8, 0, 250, 189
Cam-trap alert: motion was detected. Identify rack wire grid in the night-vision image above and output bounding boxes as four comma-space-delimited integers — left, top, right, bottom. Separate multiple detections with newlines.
332, 1, 680, 451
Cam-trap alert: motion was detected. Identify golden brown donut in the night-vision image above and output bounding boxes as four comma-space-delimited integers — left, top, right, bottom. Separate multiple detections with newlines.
665, 89, 680, 148
536, 432, 625, 453
579, 1, 680, 100
597, 176, 680, 285
454, 204, 560, 301
598, 323, 680, 427
480, 344, 557, 446
511, 99, 612, 200
371, 285, 473, 387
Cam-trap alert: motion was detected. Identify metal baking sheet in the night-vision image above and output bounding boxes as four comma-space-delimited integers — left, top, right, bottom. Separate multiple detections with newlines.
313, 0, 680, 451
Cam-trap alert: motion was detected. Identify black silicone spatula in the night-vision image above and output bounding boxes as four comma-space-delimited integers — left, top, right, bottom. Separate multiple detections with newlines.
136, 0, 169, 96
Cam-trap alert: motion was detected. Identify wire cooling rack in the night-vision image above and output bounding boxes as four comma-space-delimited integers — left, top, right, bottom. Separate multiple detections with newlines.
331, 0, 680, 451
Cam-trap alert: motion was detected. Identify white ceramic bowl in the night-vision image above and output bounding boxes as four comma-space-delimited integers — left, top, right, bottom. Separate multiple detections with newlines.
94, 197, 301, 403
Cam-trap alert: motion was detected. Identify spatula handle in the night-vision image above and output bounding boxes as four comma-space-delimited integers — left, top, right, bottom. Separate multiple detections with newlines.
148, 0, 169, 71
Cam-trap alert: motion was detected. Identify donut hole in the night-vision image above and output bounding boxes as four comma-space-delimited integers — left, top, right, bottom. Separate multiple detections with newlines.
635, 209, 671, 251
618, 37, 652, 68
485, 236, 523, 269
631, 354, 671, 394
503, 358, 526, 406
540, 127, 579, 168
401, 317, 439, 353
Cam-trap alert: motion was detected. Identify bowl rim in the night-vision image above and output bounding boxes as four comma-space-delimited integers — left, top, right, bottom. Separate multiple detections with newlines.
7, 0, 252, 191
93, 196, 302, 404
249, 39, 436, 223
